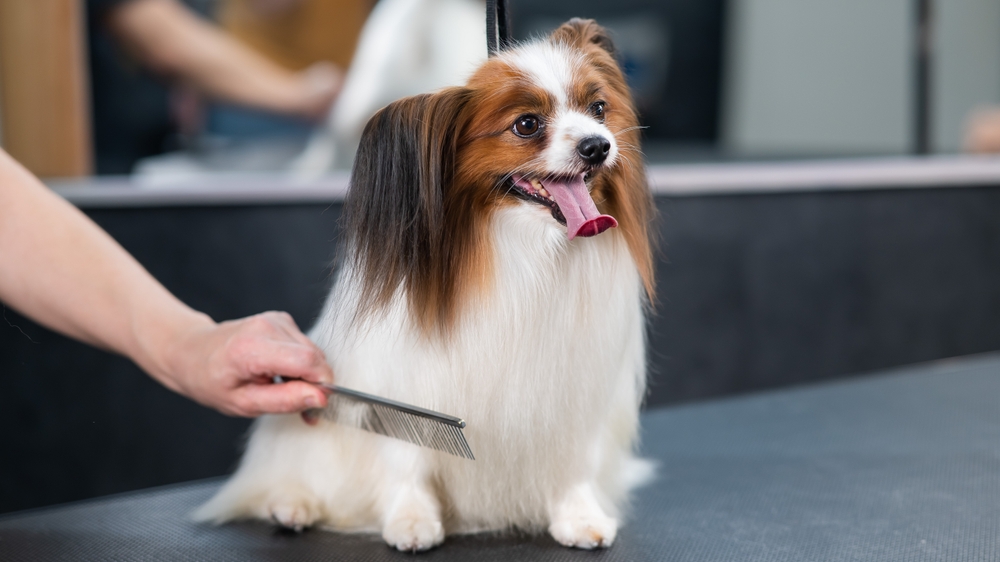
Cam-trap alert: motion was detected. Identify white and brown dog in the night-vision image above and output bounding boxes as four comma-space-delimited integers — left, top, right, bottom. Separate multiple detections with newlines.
196, 19, 656, 552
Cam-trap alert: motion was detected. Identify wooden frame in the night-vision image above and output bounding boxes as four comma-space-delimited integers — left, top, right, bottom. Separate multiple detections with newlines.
0, 0, 93, 177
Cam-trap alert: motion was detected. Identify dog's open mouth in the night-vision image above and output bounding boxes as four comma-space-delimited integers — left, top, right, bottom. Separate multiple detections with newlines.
509, 173, 618, 240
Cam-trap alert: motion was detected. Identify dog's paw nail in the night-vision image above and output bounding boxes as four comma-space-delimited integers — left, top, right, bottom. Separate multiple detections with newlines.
383, 517, 445, 552
549, 516, 617, 549
269, 504, 316, 531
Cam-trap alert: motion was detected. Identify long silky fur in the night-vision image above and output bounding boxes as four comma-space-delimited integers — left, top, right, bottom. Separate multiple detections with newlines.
195, 18, 656, 545
343, 88, 480, 331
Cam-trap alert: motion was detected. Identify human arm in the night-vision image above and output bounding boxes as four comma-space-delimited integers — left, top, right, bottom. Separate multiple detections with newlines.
104, 0, 339, 120
0, 149, 332, 415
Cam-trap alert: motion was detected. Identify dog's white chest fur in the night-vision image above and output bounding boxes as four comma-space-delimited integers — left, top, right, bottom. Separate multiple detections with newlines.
195, 204, 649, 547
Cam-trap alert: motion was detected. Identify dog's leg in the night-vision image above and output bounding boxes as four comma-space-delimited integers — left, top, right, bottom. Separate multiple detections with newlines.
379, 447, 444, 552
381, 483, 445, 552
547, 482, 618, 549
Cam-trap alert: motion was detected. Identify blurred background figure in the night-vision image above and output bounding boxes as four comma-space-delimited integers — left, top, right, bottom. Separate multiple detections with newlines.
221, 0, 370, 76
0, 0, 697, 178
209, 0, 373, 138
5, 0, 1000, 179
293, 0, 487, 174
136, 0, 491, 177
87, 0, 350, 174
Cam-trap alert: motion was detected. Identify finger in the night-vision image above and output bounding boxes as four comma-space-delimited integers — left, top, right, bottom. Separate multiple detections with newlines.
259, 311, 316, 348
241, 312, 298, 341
233, 381, 328, 416
261, 311, 298, 334
301, 409, 322, 426
231, 337, 333, 385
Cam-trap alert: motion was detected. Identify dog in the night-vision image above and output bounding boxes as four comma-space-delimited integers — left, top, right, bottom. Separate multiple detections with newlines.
195, 18, 655, 552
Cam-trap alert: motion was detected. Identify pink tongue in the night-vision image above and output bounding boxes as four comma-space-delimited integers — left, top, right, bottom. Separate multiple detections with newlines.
542, 175, 618, 240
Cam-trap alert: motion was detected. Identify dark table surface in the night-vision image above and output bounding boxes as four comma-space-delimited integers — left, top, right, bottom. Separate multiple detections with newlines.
3, 353, 1000, 561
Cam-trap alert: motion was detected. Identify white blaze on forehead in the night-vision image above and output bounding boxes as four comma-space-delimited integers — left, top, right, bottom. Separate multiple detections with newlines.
501, 42, 580, 107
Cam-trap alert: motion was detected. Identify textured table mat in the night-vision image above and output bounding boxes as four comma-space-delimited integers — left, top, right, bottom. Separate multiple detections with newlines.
3, 353, 1000, 561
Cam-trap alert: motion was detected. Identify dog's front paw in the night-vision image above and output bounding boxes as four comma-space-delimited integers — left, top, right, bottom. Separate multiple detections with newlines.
548, 514, 618, 549
382, 515, 445, 553
268, 502, 319, 532
548, 483, 618, 549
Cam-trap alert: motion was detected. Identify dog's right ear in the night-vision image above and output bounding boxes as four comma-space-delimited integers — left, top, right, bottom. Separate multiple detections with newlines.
344, 88, 472, 321
550, 18, 616, 58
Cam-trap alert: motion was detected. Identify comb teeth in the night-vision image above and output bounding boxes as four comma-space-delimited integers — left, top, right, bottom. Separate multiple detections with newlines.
322, 393, 475, 460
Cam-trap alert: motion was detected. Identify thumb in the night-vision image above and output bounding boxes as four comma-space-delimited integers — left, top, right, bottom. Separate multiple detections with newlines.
234, 380, 328, 416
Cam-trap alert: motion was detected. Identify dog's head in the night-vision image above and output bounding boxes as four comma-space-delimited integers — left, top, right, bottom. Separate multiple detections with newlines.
344, 19, 654, 331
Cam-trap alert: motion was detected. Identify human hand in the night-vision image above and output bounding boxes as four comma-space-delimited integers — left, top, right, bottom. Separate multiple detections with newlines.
159, 311, 333, 417
289, 62, 343, 121
965, 107, 1000, 153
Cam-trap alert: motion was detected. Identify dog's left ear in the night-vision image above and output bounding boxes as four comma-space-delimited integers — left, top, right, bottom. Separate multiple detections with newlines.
550, 18, 616, 57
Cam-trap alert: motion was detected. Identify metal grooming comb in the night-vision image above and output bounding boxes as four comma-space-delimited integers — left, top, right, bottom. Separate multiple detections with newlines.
274, 377, 474, 460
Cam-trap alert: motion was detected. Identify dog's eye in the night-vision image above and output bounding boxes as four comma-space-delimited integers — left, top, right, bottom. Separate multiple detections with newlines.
513, 115, 541, 137
590, 101, 606, 121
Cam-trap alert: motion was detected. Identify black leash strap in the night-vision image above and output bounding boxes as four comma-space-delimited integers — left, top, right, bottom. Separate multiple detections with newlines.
913, 0, 933, 154
486, 0, 511, 57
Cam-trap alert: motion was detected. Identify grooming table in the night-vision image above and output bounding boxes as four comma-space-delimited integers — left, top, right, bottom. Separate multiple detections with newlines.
3, 354, 1000, 561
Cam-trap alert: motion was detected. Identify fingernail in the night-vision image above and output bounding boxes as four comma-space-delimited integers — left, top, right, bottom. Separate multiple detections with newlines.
301, 410, 320, 426
304, 394, 321, 409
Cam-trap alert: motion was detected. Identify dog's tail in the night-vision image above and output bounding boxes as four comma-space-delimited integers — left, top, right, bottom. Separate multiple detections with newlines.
620, 456, 657, 492
191, 476, 266, 524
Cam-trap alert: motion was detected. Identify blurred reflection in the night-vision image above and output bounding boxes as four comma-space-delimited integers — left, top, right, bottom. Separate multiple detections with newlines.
208, 0, 373, 138
294, 0, 487, 174
87, 0, 346, 174
221, 0, 371, 73
965, 108, 1000, 154
129, 0, 487, 177
75, 0, 1000, 178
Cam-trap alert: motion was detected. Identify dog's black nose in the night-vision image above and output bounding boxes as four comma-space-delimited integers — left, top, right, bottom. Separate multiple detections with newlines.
577, 136, 611, 166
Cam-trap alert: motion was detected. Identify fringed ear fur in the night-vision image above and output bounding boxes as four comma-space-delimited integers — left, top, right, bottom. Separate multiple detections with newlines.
550, 18, 617, 57
343, 88, 472, 328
